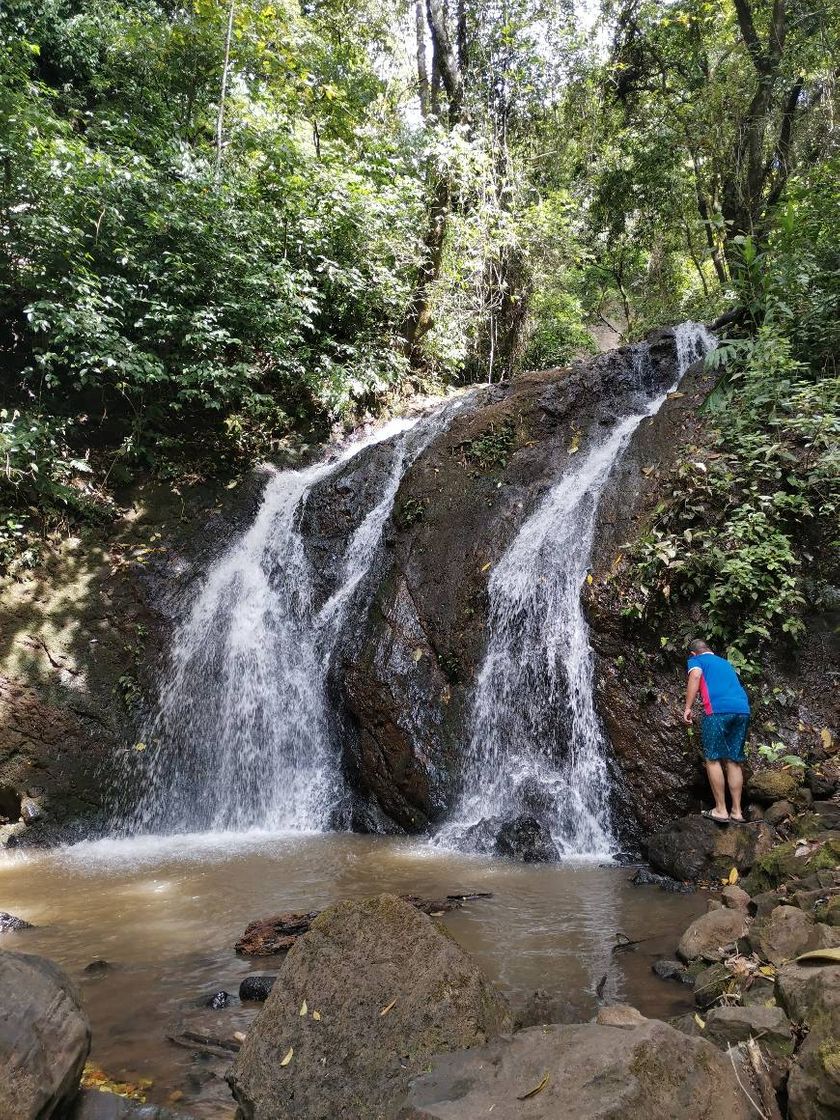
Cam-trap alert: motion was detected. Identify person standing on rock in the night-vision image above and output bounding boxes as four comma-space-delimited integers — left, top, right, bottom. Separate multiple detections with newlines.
682, 639, 750, 824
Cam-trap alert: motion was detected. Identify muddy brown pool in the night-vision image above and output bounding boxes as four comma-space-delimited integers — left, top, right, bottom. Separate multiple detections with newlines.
0, 833, 705, 1116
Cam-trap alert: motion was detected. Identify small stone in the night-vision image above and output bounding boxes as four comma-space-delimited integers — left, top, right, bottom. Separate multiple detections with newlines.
205, 990, 231, 1009
19, 796, 44, 823
239, 975, 277, 1002
596, 1004, 647, 1029
82, 960, 109, 977
0, 912, 34, 933
764, 800, 794, 827
721, 884, 751, 911
652, 959, 690, 983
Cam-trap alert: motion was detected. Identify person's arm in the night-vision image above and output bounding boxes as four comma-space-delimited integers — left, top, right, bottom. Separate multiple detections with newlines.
683, 668, 702, 724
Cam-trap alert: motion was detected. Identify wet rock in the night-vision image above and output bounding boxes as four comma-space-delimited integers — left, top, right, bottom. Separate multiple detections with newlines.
630, 866, 694, 892
0, 950, 91, 1120
721, 883, 751, 911
19, 795, 44, 823
228, 893, 512, 1120
0, 911, 34, 933
677, 908, 749, 963
239, 975, 277, 1002
70, 1089, 190, 1119
205, 990, 231, 1009
399, 1016, 756, 1120
647, 815, 772, 882
652, 959, 693, 984
764, 799, 795, 826
0, 821, 27, 847
703, 1004, 793, 1056
515, 988, 587, 1028
495, 813, 558, 862
748, 769, 803, 805
749, 904, 821, 965
82, 959, 109, 977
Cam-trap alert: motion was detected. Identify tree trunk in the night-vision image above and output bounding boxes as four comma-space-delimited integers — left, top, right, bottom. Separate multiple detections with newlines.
214, 0, 236, 183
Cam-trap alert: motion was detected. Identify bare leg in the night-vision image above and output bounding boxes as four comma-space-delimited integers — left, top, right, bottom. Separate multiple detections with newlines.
704, 761, 729, 819
726, 762, 744, 820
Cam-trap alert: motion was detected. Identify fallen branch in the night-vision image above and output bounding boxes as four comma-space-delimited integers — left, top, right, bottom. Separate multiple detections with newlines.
235, 892, 493, 956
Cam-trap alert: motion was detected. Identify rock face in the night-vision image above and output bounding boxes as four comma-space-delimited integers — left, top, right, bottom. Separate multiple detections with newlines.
0, 950, 91, 1120
647, 815, 774, 882
314, 332, 692, 841
399, 1015, 756, 1120
228, 894, 512, 1120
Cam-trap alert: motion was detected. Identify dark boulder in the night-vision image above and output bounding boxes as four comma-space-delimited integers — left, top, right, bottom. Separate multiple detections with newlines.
0, 912, 34, 933
239, 975, 277, 1002
647, 814, 773, 882
631, 866, 694, 892
0, 950, 91, 1120
495, 814, 558, 862
228, 893, 511, 1120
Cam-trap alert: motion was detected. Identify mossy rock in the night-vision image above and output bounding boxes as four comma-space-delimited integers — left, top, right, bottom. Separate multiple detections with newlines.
816, 896, 840, 928
693, 962, 740, 1010
748, 768, 803, 806
742, 833, 840, 896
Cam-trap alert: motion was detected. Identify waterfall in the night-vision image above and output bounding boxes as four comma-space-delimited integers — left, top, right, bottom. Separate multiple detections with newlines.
129, 401, 461, 836
439, 322, 716, 857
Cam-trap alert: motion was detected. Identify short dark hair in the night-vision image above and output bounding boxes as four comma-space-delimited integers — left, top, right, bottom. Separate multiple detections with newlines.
688, 638, 712, 655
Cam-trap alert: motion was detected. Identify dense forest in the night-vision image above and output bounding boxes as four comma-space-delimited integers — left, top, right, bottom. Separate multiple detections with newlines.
1, 0, 838, 664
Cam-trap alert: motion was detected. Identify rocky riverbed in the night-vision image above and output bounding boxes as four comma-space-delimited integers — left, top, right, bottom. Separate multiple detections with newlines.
2, 790, 839, 1119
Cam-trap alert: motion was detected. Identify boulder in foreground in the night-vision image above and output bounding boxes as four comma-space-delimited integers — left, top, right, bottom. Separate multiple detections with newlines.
399, 1014, 756, 1119
0, 950, 91, 1120
228, 893, 512, 1120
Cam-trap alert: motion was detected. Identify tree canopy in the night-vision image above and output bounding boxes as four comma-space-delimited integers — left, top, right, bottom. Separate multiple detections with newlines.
1, 0, 838, 635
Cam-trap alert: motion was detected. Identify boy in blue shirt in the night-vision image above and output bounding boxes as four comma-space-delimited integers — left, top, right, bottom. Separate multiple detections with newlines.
682, 638, 750, 824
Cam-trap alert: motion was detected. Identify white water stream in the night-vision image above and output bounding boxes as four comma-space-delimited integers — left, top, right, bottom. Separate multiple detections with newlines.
131, 401, 462, 834
438, 322, 717, 856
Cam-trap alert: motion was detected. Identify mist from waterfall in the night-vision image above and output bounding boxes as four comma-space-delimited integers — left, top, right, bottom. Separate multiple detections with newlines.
439, 322, 717, 857
128, 401, 461, 835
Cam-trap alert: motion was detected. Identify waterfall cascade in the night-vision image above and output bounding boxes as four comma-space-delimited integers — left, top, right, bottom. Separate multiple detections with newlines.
130, 402, 461, 835
438, 322, 717, 857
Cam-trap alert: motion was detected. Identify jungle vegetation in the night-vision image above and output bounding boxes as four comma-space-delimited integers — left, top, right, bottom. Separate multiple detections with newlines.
1, 0, 838, 657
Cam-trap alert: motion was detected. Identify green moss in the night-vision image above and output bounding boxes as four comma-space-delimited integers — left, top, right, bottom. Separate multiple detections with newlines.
742, 835, 840, 895
819, 1038, 840, 1077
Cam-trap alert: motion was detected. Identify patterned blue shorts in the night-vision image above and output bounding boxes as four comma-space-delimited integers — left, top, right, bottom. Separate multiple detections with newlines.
701, 713, 750, 762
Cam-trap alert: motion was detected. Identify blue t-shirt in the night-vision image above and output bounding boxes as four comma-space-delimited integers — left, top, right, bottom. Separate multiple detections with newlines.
687, 653, 750, 715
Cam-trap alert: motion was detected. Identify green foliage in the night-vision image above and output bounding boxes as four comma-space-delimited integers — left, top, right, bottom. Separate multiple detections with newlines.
459, 418, 517, 472
621, 203, 840, 670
